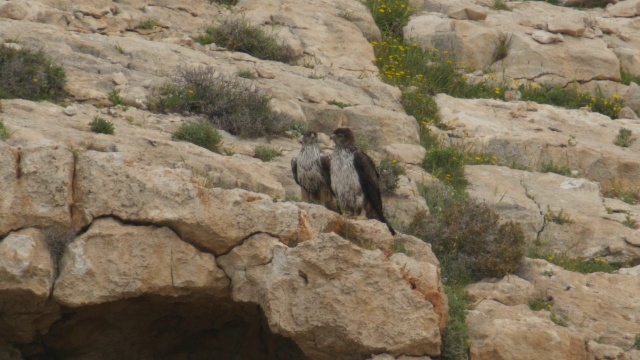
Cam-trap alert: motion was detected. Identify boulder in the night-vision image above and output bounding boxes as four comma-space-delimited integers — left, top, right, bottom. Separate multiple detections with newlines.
54, 218, 230, 307
218, 233, 446, 359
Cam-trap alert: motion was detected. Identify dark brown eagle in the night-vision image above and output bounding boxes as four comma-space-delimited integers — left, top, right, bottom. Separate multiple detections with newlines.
329, 127, 396, 235
291, 131, 337, 211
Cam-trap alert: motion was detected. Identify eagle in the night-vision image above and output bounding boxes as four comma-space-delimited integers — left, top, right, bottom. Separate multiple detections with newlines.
329, 127, 396, 235
291, 131, 337, 211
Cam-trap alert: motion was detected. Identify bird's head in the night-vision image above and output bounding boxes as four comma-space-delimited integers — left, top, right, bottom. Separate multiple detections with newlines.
301, 131, 319, 145
330, 128, 356, 148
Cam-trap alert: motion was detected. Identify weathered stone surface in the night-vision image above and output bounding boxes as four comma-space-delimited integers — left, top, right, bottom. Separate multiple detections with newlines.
467, 300, 588, 360
518, 258, 640, 349
606, 0, 640, 17
384, 175, 430, 228
0, 142, 74, 234
618, 105, 639, 119
466, 275, 535, 306
54, 218, 229, 307
343, 105, 420, 146
218, 233, 445, 359
0, 1, 29, 20
74, 151, 311, 255
531, 30, 564, 44
0, 228, 60, 343
383, 143, 426, 165
467, 165, 640, 263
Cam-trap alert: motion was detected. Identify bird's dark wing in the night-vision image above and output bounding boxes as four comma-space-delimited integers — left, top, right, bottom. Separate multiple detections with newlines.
354, 151, 396, 235
353, 151, 383, 215
291, 157, 300, 186
320, 154, 332, 188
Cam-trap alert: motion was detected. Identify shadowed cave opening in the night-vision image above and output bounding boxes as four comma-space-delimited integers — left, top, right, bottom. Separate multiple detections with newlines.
16, 295, 307, 360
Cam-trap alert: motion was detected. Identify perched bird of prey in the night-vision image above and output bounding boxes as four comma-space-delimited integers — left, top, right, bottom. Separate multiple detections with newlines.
291, 131, 337, 211
329, 127, 396, 235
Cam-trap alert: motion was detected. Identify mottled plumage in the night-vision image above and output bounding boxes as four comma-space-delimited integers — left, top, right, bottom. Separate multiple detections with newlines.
330, 128, 396, 235
291, 131, 336, 210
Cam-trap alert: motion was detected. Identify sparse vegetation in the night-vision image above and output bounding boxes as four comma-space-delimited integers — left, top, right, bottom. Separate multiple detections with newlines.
172, 121, 222, 153
550, 312, 568, 327
253, 145, 282, 162
422, 147, 468, 190
209, 0, 238, 5
377, 158, 405, 194
89, 116, 115, 135
633, 333, 640, 350
195, 17, 298, 64
544, 207, 575, 225
43, 226, 76, 270
621, 68, 640, 86
602, 186, 640, 205
148, 66, 292, 138
529, 297, 554, 311
366, 0, 412, 37
0, 45, 67, 101
287, 120, 308, 137
530, 251, 620, 274
237, 70, 257, 79
539, 160, 572, 176
411, 183, 525, 283
108, 89, 128, 108
327, 100, 352, 108
614, 128, 635, 147
0, 120, 9, 141
440, 285, 471, 360
623, 214, 639, 229
492, 0, 511, 10
115, 42, 125, 54
136, 19, 160, 30
491, 33, 513, 64
355, 134, 375, 153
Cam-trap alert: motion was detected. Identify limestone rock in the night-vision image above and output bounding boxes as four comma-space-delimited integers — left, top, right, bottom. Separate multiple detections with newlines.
218, 233, 445, 359
467, 300, 588, 359
618, 106, 639, 119
384, 175, 430, 228
383, 143, 426, 165
0, 142, 74, 234
74, 151, 311, 255
0, 2, 29, 20
343, 105, 420, 146
531, 30, 564, 44
606, 0, 640, 17
54, 218, 229, 307
466, 275, 535, 306
448, 7, 488, 21
0, 228, 59, 343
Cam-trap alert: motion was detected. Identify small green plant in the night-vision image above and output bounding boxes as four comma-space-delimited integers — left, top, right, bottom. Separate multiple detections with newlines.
237, 70, 256, 79
633, 333, 640, 350
107, 89, 128, 108
530, 251, 620, 274
550, 312, 568, 327
422, 147, 468, 190
614, 128, 635, 147
338, 8, 358, 21
172, 121, 222, 153
148, 66, 292, 138
0, 120, 9, 141
355, 134, 375, 153
253, 145, 282, 162
491, 33, 513, 64
365, 0, 412, 37
89, 116, 115, 135
327, 100, 352, 108
539, 160, 572, 176
544, 207, 574, 225
287, 120, 308, 137
529, 297, 553, 311
377, 158, 405, 194
623, 214, 639, 229
393, 239, 411, 255
621, 68, 640, 86
136, 19, 160, 30
195, 17, 298, 64
222, 147, 236, 156
543, 269, 555, 277
115, 43, 125, 54
492, 0, 511, 10
69, 146, 81, 159
209, 0, 238, 5
440, 285, 471, 360
0, 45, 67, 101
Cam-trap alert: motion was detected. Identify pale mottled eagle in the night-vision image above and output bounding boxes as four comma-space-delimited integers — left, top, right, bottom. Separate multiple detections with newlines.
291, 131, 337, 211
330, 128, 396, 235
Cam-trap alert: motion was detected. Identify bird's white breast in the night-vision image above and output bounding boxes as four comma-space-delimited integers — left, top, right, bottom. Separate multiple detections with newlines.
331, 148, 364, 214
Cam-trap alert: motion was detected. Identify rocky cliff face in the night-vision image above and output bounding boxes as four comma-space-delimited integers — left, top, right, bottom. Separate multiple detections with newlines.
1, 0, 640, 359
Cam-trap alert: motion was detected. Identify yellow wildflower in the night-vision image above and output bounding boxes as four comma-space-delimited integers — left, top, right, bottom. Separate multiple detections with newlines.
614, 93, 620, 100
475, 156, 482, 161
372, 41, 378, 46
393, 159, 399, 163
495, 87, 501, 95
188, 89, 194, 94
33, 78, 39, 83
379, 8, 385, 12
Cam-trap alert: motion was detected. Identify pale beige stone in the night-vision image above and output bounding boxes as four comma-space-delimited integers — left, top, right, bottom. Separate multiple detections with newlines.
466, 275, 535, 306
54, 218, 229, 307
383, 144, 426, 165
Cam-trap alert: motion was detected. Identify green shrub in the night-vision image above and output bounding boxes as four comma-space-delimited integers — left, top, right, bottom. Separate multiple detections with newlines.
136, 19, 159, 30
440, 285, 471, 360
108, 89, 127, 107
544, 207, 574, 225
327, 100, 351, 109
209, 0, 238, 5
529, 250, 620, 274
365, 0, 412, 37
614, 128, 635, 147
377, 158, 406, 194
491, 33, 513, 63
492, 0, 511, 10
287, 120, 308, 137
0, 120, 9, 141
529, 297, 553, 311
422, 147, 468, 190
621, 68, 640, 86
172, 121, 222, 153
602, 186, 640, 205
253, 145, 281, 162
0, 45, 66, 101
148, 66, 292, 138
89, 116, 115, 135
539, 160, 571, 176
237, 70, 256, 79
410, 187, 525, 282
195, 18, 298, 64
